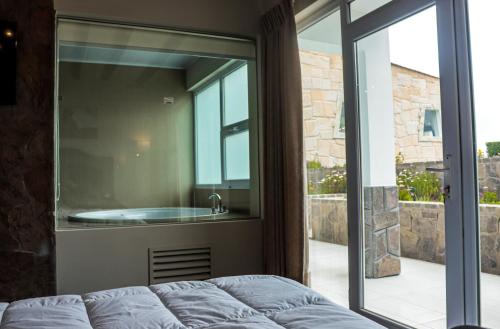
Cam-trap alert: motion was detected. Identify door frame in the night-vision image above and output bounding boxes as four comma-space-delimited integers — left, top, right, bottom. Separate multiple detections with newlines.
340, 0, 480, 328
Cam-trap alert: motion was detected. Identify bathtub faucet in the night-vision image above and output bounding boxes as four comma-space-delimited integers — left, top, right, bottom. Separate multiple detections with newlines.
208, 193, 225, 214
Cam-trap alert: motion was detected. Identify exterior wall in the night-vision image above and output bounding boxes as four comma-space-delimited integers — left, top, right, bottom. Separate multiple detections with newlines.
300, 50, 443, 167
392, 65, 442, 163
308, 196, 500, 275
301, 51, 345, 167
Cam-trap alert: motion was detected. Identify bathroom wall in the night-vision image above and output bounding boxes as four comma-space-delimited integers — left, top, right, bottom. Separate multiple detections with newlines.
56, 219, 263, 294
58, 62, 194, 212
0, 0, 55, 301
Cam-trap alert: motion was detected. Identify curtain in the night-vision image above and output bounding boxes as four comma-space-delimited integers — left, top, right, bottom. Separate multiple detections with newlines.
261, 0, 308, 284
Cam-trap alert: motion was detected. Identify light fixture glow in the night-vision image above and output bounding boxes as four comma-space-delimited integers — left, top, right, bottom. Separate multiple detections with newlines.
4, 29, 14, 38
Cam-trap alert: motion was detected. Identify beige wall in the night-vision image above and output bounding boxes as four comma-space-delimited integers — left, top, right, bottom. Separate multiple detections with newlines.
392, 64, 442, 163
300, 50, 443, 167
59, 62, 194, 210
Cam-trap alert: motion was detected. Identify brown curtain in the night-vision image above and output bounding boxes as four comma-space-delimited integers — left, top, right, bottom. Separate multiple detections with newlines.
261, 0, 308, 284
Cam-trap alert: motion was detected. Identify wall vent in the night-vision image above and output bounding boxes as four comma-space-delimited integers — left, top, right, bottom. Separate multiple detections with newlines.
149, 246, 212, 284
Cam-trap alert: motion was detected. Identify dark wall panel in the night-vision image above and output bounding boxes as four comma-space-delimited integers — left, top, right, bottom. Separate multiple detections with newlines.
0, 0, 55, 301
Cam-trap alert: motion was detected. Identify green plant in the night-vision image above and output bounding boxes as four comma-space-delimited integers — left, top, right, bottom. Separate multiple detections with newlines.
397, 169, 442, 202
478, 148, 485, 159
480, 191, 500, 204
307, 160, 322, 170
395, 152, 405, 165
318, 168, 347, 194
399, 189, 413, 201
486, 141, 500, 157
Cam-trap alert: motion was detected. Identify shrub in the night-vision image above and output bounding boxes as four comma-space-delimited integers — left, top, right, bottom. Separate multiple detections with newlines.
307, 160, 322, 170
397, 169, 442, 202
318, 168, 347, 194
486, 142, 500, 157
480, 191, 500, 204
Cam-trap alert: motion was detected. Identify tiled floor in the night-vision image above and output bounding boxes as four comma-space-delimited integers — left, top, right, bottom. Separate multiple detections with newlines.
309, 240, 500, 329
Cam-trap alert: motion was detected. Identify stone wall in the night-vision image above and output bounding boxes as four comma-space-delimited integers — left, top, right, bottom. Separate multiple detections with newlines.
478, 156, 500, 195
300, 50, 346, 167
0, 0, 55, 301
300, 50, 443, 167
364, 187, 401, 278
308, 195, 500, 275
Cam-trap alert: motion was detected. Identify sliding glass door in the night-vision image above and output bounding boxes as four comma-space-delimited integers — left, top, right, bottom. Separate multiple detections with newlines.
468, 1, 500, 328
340, 0, 481, 328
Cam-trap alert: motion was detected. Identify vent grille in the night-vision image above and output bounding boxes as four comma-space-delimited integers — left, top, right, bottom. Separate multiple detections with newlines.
149, 246, 211, 284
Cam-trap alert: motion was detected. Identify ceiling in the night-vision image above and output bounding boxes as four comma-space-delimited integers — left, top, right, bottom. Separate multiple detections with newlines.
59, 42, 200, 69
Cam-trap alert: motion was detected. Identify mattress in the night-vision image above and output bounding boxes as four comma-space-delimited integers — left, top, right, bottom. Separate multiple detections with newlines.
0, 275, 384, 329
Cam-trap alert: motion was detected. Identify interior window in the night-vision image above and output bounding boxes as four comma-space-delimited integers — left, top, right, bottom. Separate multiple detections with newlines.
195, 81, 222, 185
195, 64, 250, 187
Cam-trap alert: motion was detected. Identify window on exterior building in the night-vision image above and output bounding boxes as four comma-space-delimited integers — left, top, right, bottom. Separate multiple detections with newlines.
195, 64, 250, 187
334, 102, 346, 138
422, 108, 441, 137
338, 103, 346, 133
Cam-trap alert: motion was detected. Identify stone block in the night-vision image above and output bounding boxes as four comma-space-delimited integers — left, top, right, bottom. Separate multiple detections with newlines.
412, 217, 437, 238
364, 187, 373, 211
374, 230, 388, 260
387, 225, 401, 256
384, 186, 398, 210
480, 216, 499, 234
371, 254, 401, 278
373, 210, 399, 231
417, 237, 436, 262
372, 187, 385, 213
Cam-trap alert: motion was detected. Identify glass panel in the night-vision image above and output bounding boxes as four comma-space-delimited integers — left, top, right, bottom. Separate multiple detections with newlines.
298, 10, 349, 308
350, 0, 392, 22
468, 2, 500, 328
423, 109, 441, 137
224, 131, 250, 180
356, 7, 447, 328
195, 82, 222, 185
56, 19, 260, 228
223, 65, 249, 126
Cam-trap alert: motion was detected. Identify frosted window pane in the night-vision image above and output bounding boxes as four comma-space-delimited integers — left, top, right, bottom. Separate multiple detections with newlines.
223, 65, 249, 126
224, 131, 250, 180
195, 82, 221, 184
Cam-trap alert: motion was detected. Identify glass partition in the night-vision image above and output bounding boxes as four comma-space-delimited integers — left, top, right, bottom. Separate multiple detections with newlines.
55, 19, 259, 228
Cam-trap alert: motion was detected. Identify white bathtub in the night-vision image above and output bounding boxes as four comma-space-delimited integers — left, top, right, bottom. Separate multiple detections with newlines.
68, 207, 226, 224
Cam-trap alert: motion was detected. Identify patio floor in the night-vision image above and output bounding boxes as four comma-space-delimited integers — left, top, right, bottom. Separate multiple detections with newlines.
309, 240, 500, 329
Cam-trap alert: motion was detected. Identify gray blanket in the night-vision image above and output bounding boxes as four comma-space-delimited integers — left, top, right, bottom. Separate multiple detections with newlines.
0, 275, 384, 328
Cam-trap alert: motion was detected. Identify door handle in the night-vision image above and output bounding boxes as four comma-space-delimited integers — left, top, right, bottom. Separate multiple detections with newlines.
425, 167, 450, 173
425, 167, 451, 200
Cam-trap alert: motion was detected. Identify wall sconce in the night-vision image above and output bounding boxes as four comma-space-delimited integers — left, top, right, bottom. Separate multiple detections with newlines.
0, 21, 17, 106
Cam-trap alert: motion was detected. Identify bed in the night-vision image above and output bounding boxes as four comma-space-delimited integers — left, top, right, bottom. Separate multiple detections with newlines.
0, 275, 384, 329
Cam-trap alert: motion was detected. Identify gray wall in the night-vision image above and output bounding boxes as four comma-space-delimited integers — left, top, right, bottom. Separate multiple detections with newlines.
59, 62, 194, 210
56, 219, 263, 294
55, 0, 266, 295
54, 0, 262, 38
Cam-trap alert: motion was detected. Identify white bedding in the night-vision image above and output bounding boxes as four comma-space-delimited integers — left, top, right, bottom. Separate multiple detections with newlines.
0, 275, 384, 329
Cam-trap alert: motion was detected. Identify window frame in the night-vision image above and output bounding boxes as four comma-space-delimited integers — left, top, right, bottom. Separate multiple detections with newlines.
194, 62, 250, 189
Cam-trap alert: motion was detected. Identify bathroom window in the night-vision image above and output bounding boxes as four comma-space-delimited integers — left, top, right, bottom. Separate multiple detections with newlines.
422, 108, 441, 138
195, 64, 250, 187
56, 19, 260, 228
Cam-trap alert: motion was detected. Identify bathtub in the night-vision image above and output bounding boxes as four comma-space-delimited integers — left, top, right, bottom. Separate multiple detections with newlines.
68, 207, 226, 224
